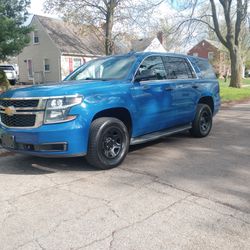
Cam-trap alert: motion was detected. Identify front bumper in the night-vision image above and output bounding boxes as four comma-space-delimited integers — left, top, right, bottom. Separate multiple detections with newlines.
0, 118, 89, 157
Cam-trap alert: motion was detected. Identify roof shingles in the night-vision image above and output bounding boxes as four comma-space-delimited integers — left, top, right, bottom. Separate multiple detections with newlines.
36, 15, 105, 56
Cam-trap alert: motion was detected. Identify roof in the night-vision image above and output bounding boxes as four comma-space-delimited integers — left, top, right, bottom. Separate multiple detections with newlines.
131, 37, 155, 52
191, 39, 227, 52
204, 39, 222, 49
34, 15, 105, 56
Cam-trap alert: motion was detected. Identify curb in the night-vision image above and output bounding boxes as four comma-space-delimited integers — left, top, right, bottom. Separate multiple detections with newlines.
221, 98, 250, 109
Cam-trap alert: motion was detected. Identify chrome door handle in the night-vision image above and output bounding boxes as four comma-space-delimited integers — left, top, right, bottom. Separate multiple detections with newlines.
192, 85, 199, 89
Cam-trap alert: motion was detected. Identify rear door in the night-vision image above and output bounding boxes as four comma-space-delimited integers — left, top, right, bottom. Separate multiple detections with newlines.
162, 56, 199, 126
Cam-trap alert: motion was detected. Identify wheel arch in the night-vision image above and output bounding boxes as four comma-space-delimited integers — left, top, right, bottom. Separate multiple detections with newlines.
91, 107, 133, 135
198, 96, 214, 113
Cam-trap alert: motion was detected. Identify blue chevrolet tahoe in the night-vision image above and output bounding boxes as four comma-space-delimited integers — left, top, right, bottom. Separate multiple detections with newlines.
0, 52, 220, 169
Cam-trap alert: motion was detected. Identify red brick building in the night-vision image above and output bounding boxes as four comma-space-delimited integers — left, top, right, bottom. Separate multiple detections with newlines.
188, 39, 230, 77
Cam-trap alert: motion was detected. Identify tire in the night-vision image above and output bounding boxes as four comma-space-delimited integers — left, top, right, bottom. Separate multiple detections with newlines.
86, 117, 130, 170
190, 104, 213, 138
9, 79, 16, 86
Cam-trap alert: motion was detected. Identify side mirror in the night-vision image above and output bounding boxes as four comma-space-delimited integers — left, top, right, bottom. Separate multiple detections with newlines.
134, 69, 156, 82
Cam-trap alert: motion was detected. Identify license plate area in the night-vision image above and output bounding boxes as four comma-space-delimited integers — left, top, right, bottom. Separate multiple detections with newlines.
1, 133, 16, 149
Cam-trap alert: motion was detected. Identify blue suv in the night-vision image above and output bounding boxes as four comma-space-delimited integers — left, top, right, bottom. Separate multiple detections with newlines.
0, 52, 220, 169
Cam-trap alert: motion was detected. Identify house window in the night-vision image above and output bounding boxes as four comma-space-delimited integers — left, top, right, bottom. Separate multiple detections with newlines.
208, 52, 214, 61
33, 31, 39, 44
193, 53, 198, 57
44, 58, 50, 72
27, 59, 33, 79
73, 58, 82, 70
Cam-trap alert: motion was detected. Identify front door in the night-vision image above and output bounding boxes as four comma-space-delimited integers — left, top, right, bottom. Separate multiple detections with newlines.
131, 56, 176, 136
27, 59, 33, 80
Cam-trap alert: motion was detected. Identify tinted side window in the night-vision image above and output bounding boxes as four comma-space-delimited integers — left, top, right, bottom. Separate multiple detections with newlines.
195, 58, 216, 79
135, 56, 167, 80
163, 57, 195, 79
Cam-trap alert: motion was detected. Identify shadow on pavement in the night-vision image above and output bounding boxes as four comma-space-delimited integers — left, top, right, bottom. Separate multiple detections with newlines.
0, 155, 97, 175
0, 131, 191, 176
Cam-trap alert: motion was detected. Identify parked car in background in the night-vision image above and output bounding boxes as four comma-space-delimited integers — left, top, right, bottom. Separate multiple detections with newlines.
0, 52, 220, 169
0, 64, 18, 85
0, 70, 11, 94
245, 69, 250, 78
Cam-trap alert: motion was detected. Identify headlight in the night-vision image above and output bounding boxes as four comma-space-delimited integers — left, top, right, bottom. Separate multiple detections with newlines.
44, 96, 82, 124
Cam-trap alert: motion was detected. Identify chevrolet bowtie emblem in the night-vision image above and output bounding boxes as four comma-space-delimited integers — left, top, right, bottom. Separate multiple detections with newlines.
4, 106, 15, 116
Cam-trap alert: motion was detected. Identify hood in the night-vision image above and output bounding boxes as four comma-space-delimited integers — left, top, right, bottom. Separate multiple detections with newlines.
0, 80, 116, 98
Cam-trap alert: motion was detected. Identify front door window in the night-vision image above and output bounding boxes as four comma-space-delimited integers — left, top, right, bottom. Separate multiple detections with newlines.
135, 56, 167, 81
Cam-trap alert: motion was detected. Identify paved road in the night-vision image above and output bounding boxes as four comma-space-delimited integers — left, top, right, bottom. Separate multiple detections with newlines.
0, 102, 250, 250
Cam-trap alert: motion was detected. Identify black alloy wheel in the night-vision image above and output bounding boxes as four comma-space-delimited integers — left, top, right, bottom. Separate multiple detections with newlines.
190, 104, 213, 138
102, 127, 123, 159
86, 117, 129, 169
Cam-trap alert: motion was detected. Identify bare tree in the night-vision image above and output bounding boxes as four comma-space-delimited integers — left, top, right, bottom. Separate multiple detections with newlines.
44, 0, 163, 55
168, 0, 249, 88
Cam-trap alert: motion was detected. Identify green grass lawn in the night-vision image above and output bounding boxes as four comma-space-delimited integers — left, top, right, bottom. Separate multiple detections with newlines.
219, 78, 250, 102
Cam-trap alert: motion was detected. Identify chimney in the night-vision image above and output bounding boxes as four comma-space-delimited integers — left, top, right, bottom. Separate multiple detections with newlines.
157, 31, 163, 44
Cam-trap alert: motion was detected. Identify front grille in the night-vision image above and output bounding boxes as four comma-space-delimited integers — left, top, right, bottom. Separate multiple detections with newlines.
0, 113, 36, 127
0, 99, 39, 108
0, 98, 44, 128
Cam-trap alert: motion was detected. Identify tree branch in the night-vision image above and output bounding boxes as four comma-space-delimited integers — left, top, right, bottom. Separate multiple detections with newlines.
235, 0, 249, 45
210, 0, 228, 48
81, 0, 107, 14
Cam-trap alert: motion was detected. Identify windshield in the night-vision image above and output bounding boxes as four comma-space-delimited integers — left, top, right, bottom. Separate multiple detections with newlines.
0, 66, 14, 71
65, 55, 136, 81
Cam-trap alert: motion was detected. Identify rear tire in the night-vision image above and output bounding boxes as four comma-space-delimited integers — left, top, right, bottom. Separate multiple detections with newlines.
190, 104, 213, 138
86, 117, 129, 170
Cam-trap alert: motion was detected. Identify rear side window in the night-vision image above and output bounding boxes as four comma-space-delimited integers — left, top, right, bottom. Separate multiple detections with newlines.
163, 57, 195, 79
193, 58, 216, 79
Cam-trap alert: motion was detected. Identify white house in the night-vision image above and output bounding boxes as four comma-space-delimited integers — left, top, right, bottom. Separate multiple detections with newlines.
131, 32, 167, 53
18, 15, 105, 84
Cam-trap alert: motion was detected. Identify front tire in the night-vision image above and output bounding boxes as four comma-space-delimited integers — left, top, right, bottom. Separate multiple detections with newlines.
86, 117, 129, 170
9, 79, 16, 86
190, 104, 213, 138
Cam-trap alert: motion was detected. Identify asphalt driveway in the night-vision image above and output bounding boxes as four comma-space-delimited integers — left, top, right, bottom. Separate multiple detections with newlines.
0, 102, 250, 250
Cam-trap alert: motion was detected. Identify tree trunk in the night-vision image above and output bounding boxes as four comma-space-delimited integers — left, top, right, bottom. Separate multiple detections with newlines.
229, 46, 242, 88
105, 9, 114, 55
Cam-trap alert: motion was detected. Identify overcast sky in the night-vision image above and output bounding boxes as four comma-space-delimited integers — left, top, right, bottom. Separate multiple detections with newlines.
29, 0, 44, 15
25, 0, 58, 24
28, 0, 57, 17
28, 0, 174, 19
